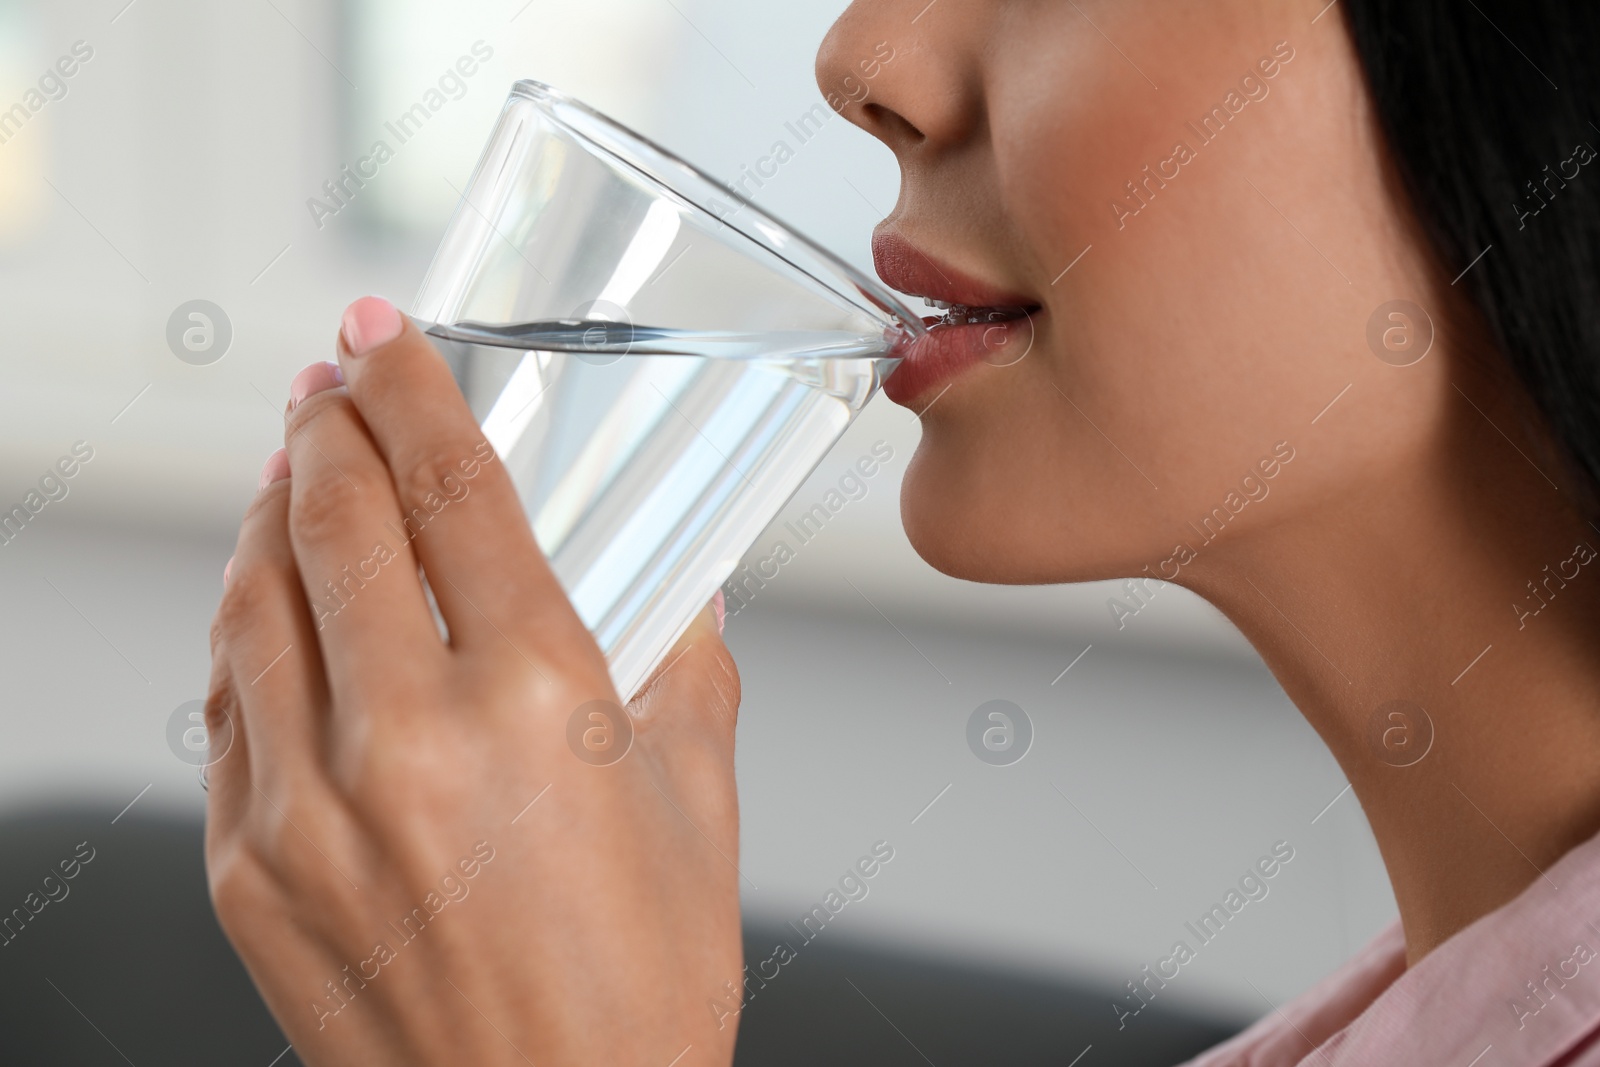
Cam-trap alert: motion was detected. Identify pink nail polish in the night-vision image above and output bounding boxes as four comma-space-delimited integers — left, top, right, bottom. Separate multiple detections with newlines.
287, 361, 343, 411
713, 589, 726, 635
223, 557, 233, 587
258, 447, 290, 490
340, 296, 404, 356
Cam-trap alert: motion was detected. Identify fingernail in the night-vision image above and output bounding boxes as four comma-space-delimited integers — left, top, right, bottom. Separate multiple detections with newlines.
258, 447, 290, 491
713, 589, 726, 635
340, 296, 403, 356
223, 557, 233, 587
288, 361, 344, 412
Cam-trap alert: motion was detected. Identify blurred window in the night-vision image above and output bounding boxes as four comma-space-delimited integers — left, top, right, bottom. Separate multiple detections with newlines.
0, 4, 47, 244
343, 0, 683, 238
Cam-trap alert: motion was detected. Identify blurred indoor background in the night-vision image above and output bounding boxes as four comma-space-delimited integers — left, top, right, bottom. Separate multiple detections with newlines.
0, 0, 1396, 1062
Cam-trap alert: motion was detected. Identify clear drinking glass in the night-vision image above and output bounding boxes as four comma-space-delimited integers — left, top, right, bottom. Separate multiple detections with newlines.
413, 80, 925, 701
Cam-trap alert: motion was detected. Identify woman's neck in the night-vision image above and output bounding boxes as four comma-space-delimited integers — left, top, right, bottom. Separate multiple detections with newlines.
1187, 372, 1600, 967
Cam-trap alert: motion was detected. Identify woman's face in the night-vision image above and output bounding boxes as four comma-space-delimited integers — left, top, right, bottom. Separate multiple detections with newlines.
817, 0, 1456, 587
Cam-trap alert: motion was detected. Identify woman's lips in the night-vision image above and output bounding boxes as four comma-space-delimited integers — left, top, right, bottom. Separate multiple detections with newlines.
872, 232, 1037, 308
883, 312, 1038, 407
871, 229, 1043, 407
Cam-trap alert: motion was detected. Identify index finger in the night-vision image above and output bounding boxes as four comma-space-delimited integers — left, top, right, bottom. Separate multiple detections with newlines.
332, 297, 594, 663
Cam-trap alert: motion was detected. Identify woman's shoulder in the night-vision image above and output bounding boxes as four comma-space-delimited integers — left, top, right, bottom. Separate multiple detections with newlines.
1187, 825, 1600, 1067
1176, 919, 1405, 1067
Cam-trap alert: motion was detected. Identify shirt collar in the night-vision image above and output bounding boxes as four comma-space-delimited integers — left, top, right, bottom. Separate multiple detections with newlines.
1323, 825, 1600, 1066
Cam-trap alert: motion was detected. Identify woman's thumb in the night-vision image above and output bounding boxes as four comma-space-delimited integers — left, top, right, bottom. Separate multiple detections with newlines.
629, 592, 741, 743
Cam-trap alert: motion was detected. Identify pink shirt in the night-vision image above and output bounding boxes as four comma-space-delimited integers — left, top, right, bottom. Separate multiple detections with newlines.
1181, 829, 1600, 1067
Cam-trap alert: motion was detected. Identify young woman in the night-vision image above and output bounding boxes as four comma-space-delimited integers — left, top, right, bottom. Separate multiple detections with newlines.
204, 1, 1600, 1063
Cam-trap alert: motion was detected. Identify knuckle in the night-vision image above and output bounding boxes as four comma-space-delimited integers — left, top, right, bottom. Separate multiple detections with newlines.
289, 468, 369, 547
481, 658, 603, 733
502, 645, 605, 715
208, 610, 226, 657
394, 445, 473, 517
253, 790, 351, 890
349, 668, 436, 723
204, 670, 241, 734
211, 563, 279, 653
207, 837, 277, 934
284, 397, 387, 544
365, 732, 453, 806
355, 732, 475, 839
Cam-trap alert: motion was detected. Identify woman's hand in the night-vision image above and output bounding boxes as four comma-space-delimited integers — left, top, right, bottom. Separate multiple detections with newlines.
205, 297, 744, 1066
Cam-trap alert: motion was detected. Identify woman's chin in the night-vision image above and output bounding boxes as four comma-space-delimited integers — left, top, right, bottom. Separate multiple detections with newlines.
897, 450, 1046, 585
897, 438, 1149, 587
896, 452, 981, 581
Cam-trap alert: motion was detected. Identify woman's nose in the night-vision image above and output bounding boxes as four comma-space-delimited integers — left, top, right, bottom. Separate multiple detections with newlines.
814, 0, 984, 158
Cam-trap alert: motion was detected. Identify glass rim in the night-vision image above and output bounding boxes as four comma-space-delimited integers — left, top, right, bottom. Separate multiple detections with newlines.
509, 79, 927, 339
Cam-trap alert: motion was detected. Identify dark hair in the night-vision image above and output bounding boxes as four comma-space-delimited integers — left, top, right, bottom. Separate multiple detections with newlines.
1344, 1, 1600, 510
